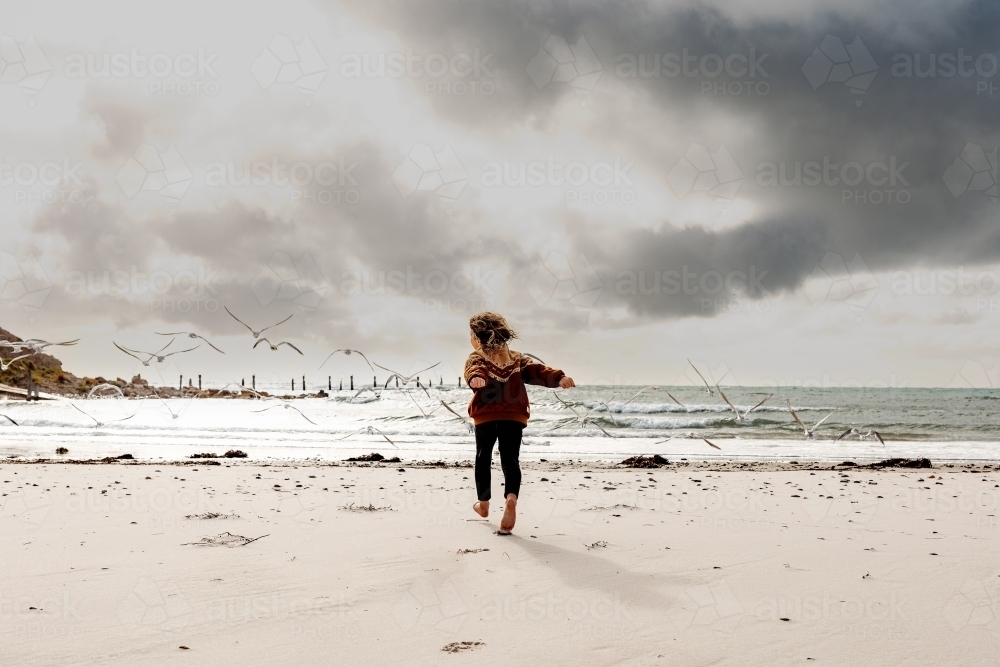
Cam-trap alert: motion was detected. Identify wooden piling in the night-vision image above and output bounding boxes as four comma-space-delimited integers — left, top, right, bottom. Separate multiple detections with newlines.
252, 375, 256, 390
350, 375, 354, 390
302, 375, 306, 391
292, 378, 295, 391
198, 375, 201, 390
179, 375, 183, 390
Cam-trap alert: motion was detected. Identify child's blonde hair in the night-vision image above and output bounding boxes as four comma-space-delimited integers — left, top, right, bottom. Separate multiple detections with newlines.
470, 311, 518, 353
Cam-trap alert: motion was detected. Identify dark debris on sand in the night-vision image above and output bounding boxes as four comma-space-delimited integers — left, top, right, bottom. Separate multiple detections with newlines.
441, 641, 484, 653
868, 458, 932, 469
620, 454, 670, 468
190, 450, 248, 459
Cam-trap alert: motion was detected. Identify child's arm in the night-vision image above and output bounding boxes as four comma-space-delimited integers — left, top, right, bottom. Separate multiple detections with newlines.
521, 360, 572, 388
464, 355, 488, 389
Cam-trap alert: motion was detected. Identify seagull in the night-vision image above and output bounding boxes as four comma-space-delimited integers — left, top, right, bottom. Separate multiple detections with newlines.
0, 353, 34, 371
548, 392, 615, 437
336, 425, 397, 448
253, 338, 303, 355
592, 386, 655, 427
522, 352, 546, 364
405, 390, 440, 418
70, 403, 134, 427
345, 386, 382, 403
655, 433, 721, 450
318, 349, 375, 371
225, 307, 292, 339
835, 428, 885, 446
437, 399, 474, 433
219, 382, 266, 400
787, 400, 836, 439
17, 338, 80, 353
374, 361, 441, 388
114, 340, 199, 365
687, 359, 730, 397
150, 389, 183, 419
666, 391, 686, 409
155, 331, 225, 353
0, 414, 18, 426
717, 387, 773, 424
87, 383, 125, 399
252, 401, 317, 424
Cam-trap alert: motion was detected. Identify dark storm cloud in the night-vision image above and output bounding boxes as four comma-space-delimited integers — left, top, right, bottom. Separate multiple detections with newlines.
329, 0, 1000, 319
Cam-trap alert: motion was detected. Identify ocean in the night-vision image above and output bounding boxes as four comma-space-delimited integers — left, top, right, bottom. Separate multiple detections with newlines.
1, 385, 998, 462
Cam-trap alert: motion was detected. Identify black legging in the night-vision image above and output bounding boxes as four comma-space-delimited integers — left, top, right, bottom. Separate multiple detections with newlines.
474, 420, 524, 502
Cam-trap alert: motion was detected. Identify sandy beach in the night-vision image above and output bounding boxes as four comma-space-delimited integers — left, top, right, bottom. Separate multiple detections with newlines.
3, 457, 998, 666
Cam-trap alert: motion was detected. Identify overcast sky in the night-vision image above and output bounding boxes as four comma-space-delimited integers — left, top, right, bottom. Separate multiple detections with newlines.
1, 0, 998, 388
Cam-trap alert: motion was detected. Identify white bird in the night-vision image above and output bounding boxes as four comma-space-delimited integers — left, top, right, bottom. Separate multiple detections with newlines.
655, 432, 721, 450
405, 390, 440, 418
219, 382, 266, 400
114, 340, 199, 365
318, 348, 375, 371
0, 353, 34, 371
155, 331, 225, 354
717, 387, 773, 424
835, 428, 885, 446
336, 425, 397, 448
252, 401, 317, 424
687, 359, 730, 397
522, 352, 546, 364
16, 338, 80, 353
0, 413, 18, 426
548, 392, 615, 437
437, 399, 474, 433
253, 338, 303, 355
787, 401, 836, 439
226, 307, 292, 338
345, 386, 382, 403
87, 383, 125, 399
70, 403, 134, 427
374, 361, 441, 388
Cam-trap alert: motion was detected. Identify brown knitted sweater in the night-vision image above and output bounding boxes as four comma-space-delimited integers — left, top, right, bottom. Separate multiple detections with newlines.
464, 350, 565, 426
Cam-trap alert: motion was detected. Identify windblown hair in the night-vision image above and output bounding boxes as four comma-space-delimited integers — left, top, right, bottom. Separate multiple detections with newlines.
469, 311, 518, 353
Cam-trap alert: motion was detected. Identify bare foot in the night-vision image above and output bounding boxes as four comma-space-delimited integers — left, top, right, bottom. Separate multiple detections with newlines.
499, 494, 517, 534
473, 500, 489, 517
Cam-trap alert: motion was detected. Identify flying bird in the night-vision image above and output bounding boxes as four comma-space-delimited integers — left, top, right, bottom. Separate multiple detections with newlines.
253, 338, 303, 355
336, 425, 397, 448
787, 401, 836, 439
835, 428, 885, 446
547, 392, 615, 437
114, 340, 199, 365
70, 403, 134, 427
0, 353, 34, 371
437, 399, 474, 433
318, 349, 375, 371
717, 387, 773, 424
687, 359, 730, 397
225, 307, 292, 338
155, 331, 225, 354
15, 338, 80, 354
252, 401, 317, 424
374, 361, 441, 388
655, 433, 721, 450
